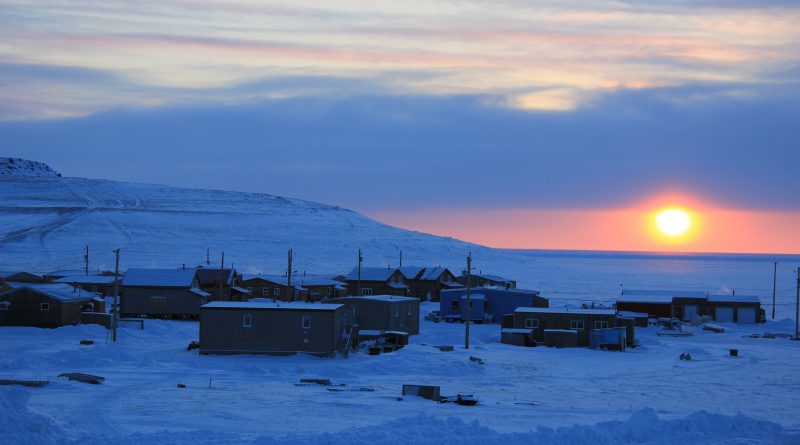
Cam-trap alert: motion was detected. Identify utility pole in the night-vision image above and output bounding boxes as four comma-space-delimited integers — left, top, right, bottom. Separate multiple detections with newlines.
357, 249, 363, 297
465, 252, 472, 350
399, 250, 403, 268
772, 262, 778, 320
112, 248, 120, 342
795, 267, 799, 339
207, 248, 210, 266
287, 249, 294, 302
84, 245, 89, 276
218, 251, 225, 301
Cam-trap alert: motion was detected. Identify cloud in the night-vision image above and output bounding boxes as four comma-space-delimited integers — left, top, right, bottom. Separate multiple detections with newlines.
2, 81, 798, 212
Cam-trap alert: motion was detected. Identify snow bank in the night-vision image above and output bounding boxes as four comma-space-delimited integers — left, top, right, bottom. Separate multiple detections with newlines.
6, 405, 794, 445
0, 388, 66, 445
0, 157, 59, 177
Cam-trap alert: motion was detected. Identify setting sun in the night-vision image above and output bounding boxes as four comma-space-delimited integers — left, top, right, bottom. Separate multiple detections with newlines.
656, 209, 691, 237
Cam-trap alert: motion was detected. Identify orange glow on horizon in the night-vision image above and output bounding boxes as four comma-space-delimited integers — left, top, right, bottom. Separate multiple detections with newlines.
369, 195, 800, 254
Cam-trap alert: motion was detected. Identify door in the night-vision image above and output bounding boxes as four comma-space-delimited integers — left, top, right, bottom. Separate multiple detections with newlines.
683, 304, 698, 321
715, 307, 734, 323
737, 307, 756, 324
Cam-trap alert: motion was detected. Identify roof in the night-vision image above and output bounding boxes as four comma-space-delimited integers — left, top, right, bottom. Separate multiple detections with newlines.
473, 274, 514, 283
618, 311, 650, 318
345, 267, 401, 281
399, 267, 425, 280
707, 294, 761, 303
0, 271, 44, 279
190, 288, 211, 298
1, 283, 98, 303
195, 268, 235, 286
231, 286, 252, 294
460, 294, 485, 300
387, 283, 408, 289
123, 268, 198, 287
615, 294, 674, 304
622, 289, 707, 298
202, 301, 344, 311
54, 275, 118, 285
356, 295, 418, 303
516, 307, 617, 315
45, 269, 91, 278
297, 276, 346, 287
421, 267, 450, 281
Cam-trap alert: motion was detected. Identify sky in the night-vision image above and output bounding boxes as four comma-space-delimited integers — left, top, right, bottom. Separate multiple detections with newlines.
2, 0, 800, 253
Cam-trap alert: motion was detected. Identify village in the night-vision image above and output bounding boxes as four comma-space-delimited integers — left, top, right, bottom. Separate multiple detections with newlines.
0, 251, 770, 361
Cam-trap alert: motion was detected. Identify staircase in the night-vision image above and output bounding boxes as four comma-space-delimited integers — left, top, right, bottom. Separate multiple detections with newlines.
337, 328, 353, 358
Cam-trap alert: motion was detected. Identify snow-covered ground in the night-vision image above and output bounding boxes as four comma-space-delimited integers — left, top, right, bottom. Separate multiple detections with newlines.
1, 303, 799, 444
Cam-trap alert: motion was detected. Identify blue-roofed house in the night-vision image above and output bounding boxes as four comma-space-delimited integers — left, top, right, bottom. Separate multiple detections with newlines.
121, 267, 208, 318
401, 266, 460, 301
345, 267, 408, 297
0, 283, 102, 327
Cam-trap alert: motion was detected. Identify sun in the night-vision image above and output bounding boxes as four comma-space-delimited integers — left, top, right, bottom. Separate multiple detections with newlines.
656, 209, 691, 237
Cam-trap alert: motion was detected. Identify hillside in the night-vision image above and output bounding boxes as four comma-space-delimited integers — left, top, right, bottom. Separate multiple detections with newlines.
0, 157, 59, 177
0, 171, 513, 275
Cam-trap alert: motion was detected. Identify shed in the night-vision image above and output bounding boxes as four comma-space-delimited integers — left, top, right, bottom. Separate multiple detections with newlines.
199, 301, 351, 357
323, 295, 420, 335
589, 327, 627, 351
440, 288, 548, 323
617, 311, 649, 327
707, 294, 762, 323
0, 283, 98, 327
501, 328, 532, 346
121, 268, 205, 318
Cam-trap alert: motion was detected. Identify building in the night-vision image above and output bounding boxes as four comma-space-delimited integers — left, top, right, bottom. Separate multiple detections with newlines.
456, 273, 516, 289
199, 301, 351, 357
121, 268, 209, 318
616, 289, 764, 323
0, 283, 100, 327
240, 274, 310, 301
440, 288, 548, 323
512, 307, 622, 347
345, 267, 408, 297
195, 268, 249, 301
707, 294, 762, 323
296, 275, 347, 301
0, 271, 46, 284
53, 275, 120, 297
324, 295, 420, 335
401, 266, 461, 301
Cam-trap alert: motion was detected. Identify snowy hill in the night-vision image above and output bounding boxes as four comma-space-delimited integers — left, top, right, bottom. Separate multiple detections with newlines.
0, 171, 511, 274
0, 157, 59, 177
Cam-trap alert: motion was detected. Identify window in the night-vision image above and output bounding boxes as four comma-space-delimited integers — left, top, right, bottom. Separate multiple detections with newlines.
150, 296, 167, 308
262, 288, 269, 296
0, 301, 9, 310
595, 320, 609, 329
40, 302, 50, 311
361, 288, 373, 296
524, 318, 539, 329
570, 320, 585, 330
302, 316, 311, 329
451, 300, 459, 310
243, 314, 252, 328
91, 285, 98, 292
273, 288, 280, 296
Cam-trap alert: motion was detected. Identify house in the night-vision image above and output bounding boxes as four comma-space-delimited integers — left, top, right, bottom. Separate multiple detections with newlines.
240, 274, 309, 301
440, 288, 548, 323
324, 295, 420, 335
195, 268, 249, 301
53, 275, 120, 297
121, 268, 209, 318
456, 273, 516, 289
615, 291, 679, 318
296, 275, 347, 301
0, 283, 100, 327
511, 307, 624, 347
0, 271, 46, 284
345, 267, 408, 297
44, 270, 93, 281
707, 294, 762, 323
199, 301, 352, 357
401, 266, 461, 301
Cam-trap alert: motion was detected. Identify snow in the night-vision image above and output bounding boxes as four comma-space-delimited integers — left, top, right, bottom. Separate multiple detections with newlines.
346, 267, 399, 281
53, 275, 118, 285
202, 301, 344, 311
0, 306, 798, 443
616, 295, 675, 304
622, 289, 708, 298
707, 294, 761, 303
347, 295, 418, 302
2, 283, 98, 302
0, 157, 58, 177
